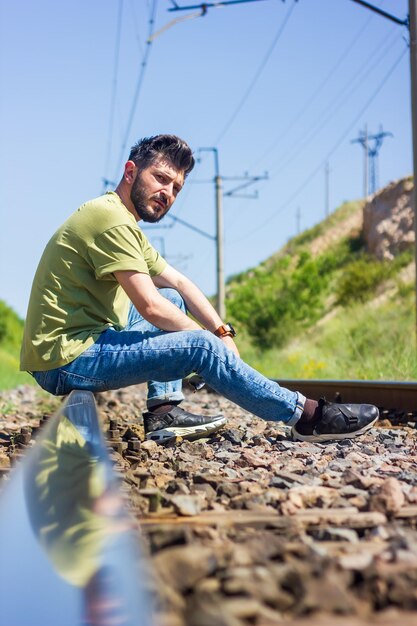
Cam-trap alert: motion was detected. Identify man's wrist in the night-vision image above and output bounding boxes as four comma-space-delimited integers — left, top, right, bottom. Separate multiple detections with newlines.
214, 323, 236, 338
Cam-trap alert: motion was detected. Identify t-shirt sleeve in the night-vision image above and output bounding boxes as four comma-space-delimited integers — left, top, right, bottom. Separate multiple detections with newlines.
87, 224, 167, 279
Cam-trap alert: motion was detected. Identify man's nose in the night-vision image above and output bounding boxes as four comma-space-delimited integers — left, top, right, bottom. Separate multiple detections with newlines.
161, 184, 174, 202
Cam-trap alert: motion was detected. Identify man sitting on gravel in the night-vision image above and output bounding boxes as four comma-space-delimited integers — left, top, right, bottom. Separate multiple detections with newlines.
20, 134, 379, 443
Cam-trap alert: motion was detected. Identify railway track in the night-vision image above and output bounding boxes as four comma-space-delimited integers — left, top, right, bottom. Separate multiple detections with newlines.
1, 382, 417, 625
274, 379, 417, 414
196, 377, 417, 426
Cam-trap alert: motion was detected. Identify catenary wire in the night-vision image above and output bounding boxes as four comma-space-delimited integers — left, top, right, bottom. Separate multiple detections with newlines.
114, 0, 158, 180
148, 21, 397, 249
249, 6, 377, 171
102, 0, 124, 192
129, 0, 145, 56
256, 23, 399, 178
229, 44, 407, 245
213, 0, 297, 146
152, 1, 388, 247
168, 0, 270, 11
267, 25, 401, 179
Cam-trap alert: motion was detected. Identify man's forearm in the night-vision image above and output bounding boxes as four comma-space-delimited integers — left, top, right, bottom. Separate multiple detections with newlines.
115, 270, 201, 332
117, 267, 240, 357
144, 293, 202, 331
153, 268, 223, 331
160, 272, 240, 357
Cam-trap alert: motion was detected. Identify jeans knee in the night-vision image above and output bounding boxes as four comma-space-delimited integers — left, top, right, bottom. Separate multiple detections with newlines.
159, 288, 186, 312
190, 330, 227, 357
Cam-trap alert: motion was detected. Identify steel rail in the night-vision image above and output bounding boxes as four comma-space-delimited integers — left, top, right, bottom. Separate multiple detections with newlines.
191, 377, 417, 413
273, 379, 417, 413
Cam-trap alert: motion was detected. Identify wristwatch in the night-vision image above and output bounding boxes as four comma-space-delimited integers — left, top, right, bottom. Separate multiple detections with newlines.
214, 323, 236, 338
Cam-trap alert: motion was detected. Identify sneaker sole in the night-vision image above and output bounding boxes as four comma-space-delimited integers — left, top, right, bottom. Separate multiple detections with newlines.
146, 416, 227, 443
291, 416, 378, 443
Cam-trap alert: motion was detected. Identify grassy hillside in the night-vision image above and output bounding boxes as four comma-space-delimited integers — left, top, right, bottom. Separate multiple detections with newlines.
0, 301, 33, 390
227, 198, 417, 381
236, 281, 416, 381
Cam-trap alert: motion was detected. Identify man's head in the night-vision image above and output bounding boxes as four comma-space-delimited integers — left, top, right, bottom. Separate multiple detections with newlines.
128, 135, 195, 178
119, 135, 195, 223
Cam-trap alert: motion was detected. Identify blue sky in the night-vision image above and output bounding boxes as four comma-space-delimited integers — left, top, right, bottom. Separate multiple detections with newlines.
0, 0, 411, 317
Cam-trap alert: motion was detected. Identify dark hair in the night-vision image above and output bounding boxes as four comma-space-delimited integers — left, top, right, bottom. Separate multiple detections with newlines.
128, 134, 195, 178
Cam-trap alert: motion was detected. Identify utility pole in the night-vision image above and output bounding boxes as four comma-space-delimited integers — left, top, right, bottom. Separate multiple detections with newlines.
142, 150, 266, 322
199, 148, 225, 319
409, 0, 417, 339
364, 124, 368, 201
325, 161, 330, 218
351, 125, 392, 197
351, 126, 369, 198
198, 149, 267, 320
216, 164, 225, 320
296, 206, 301, 234
368, 127, 393, 194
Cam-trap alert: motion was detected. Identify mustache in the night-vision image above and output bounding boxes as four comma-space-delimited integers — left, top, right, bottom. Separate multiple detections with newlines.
152, 194, 168, 208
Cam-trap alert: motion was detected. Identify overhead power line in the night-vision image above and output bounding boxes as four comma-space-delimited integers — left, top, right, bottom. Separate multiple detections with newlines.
348, 0, 408, 27
250, 6, 377, 171
103, 0, 124, 193
114, 0, 158, 180
267, 25, 400, 179
214, 0, 297, 145
129, 0, 146, 55
168, 0, 270, 12
230, 44, 407, 244
165, 213, 215, 240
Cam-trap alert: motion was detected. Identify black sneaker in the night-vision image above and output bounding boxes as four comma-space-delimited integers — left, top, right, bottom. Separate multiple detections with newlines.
291, 398, 379, 443
143, 406, 226, 442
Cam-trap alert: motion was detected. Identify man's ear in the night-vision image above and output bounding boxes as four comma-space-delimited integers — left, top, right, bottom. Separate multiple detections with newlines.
124, 160, 137, 185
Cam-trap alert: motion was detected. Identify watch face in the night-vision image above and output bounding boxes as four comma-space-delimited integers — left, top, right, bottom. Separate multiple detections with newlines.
226, 323, 236, 336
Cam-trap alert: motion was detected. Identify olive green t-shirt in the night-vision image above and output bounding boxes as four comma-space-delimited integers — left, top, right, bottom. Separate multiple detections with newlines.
20, 192, 167, 371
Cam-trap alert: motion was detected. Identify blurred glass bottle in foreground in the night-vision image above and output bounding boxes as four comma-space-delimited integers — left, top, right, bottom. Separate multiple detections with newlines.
0, 390, 151, 626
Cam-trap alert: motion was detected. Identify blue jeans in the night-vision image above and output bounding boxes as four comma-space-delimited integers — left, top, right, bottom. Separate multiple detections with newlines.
33, 288, 305, 425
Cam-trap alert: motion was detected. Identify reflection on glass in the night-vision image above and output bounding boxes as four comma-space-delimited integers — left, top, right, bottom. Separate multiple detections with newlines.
0, 391, 151, 626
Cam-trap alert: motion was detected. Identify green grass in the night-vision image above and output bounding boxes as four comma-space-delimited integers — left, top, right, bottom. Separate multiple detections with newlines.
225, 197, 368, 353
237, 279, 417, 381
0, 299, 33, 391
226, 186, 415, 372
0, 347, 35, 390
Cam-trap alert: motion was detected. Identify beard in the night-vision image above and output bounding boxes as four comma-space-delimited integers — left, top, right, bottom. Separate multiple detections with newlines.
130, 175, 169, 223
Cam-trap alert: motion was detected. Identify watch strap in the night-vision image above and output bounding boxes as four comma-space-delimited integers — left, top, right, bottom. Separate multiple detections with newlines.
214, 323, 236, 338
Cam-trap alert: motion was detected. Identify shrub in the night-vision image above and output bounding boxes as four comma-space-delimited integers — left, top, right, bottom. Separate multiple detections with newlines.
0, 300, 24, 350
228, 250, 332, 349
335, 257, 390, 305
